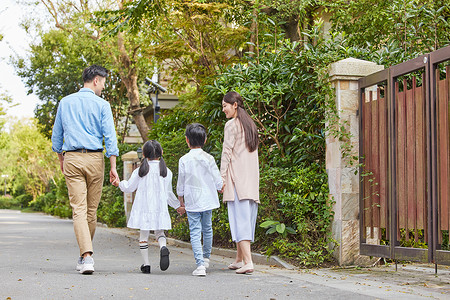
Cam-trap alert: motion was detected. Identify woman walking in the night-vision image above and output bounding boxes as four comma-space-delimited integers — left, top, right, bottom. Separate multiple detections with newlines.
220, 91, 259, 274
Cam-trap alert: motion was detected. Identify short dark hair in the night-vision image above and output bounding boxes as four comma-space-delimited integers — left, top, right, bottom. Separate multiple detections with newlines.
82, 65, 108, 83
185, 123, 207, 148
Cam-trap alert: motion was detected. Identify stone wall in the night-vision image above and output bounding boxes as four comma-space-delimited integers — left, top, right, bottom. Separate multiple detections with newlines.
327, 58, 384, 265
121, 151, 140, 222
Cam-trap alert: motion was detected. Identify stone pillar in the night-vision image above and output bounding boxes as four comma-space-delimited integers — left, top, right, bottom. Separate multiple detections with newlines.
121, 151, 139, 222
327, 58, 384, 265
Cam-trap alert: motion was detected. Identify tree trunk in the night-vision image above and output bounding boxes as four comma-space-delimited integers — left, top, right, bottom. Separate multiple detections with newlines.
117, 33, 149, 142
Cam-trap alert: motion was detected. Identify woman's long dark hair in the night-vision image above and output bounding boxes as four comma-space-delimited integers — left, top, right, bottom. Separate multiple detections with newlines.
223, 91, 259, 152
138, 140, 167, 178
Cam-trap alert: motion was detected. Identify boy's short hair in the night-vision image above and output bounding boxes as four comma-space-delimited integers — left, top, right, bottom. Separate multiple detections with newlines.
186, 123, 207, 148
82, 65, 108, 83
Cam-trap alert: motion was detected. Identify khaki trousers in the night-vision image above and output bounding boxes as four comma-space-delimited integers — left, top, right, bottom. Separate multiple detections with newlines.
63, 152, 104, 256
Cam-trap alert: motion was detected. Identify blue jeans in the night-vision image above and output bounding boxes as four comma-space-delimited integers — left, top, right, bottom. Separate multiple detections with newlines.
186, 210, 213, 266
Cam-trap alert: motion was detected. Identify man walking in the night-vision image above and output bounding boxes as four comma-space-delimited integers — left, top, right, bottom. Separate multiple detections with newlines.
51, 65, 119, 274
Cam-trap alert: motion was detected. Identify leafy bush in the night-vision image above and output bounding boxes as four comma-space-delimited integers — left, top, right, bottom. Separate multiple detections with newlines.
262, 163, 335, 265
15, 194, 33, 208
0, 196, 20, 209
97, 185, 126, 227
30, 176, 71, 218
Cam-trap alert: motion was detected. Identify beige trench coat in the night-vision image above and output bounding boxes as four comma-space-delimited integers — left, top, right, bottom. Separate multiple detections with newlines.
220, 118, 260, 203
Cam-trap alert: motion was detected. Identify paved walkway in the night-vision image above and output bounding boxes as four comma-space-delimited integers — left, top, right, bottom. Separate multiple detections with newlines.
0, 210, 448, 299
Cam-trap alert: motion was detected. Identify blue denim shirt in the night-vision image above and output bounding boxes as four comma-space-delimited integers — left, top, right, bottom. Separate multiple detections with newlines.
51, 88, 119, 158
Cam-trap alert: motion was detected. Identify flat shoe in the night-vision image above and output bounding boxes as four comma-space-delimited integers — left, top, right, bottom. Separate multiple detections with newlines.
160, 246, 170, 271
236, 263, 254, 274
140, 264, 151, 274
228, 261, 244, 270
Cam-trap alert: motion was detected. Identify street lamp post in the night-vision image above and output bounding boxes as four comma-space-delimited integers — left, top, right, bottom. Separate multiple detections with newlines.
137, 147, 143, 160
144, 76, 166, 124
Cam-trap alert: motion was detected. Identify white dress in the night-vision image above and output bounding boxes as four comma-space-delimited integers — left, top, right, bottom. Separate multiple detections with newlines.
119, 161, 180, 230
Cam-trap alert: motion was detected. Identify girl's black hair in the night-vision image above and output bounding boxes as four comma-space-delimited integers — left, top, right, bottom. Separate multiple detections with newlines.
138, 140, 168, 178
223, 91, 259, 152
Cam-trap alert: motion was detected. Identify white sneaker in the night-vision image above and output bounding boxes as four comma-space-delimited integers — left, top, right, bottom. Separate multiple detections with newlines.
192, 265, 206, 276
76, 256, 83, 271
79, 256, 95, 274
203, 258, 210, 268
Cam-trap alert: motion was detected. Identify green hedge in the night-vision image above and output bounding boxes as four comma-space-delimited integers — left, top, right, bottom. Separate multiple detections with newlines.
0, 196, 21, 209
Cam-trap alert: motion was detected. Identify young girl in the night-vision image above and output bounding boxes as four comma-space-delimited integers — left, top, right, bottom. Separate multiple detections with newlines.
220, 91, 259, 274
113, 140, 183, 273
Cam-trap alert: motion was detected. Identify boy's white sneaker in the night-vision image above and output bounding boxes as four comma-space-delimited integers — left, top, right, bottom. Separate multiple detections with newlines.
203, 258, 210, 268
192, 265, 206, 276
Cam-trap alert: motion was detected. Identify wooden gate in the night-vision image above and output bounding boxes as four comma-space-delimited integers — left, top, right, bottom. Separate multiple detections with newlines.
358, 45, 450, 266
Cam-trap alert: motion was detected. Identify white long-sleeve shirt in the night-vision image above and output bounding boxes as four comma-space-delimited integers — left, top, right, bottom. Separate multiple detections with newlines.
119, 160, 180, 230
177, 148, 222, 212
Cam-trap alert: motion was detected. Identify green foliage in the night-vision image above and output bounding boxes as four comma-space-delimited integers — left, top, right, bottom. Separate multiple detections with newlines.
15, 194, 33, 208
30, 175, 71, 218
331, 0, 450, 66
97, 185, 126, 227
96, 0, 253, 90
0, 196, 20, 209
0, 120, 60, 201
203, 29, 340, 167
260, 220, 296, 237
14, 28, 130, 139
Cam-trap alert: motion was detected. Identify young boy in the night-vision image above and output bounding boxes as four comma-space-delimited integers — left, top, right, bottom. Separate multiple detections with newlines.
177, 123, 223, 276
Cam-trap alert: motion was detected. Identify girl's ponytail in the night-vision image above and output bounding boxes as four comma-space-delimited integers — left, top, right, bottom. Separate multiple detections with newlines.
159, 156, 168, 178
138, 156, 149, 177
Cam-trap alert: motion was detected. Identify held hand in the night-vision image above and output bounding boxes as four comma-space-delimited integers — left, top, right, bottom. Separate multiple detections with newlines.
176, 206, 186, 216
218, 183, 225, 194
109, 168, 119, 185
111, 177, 120, 187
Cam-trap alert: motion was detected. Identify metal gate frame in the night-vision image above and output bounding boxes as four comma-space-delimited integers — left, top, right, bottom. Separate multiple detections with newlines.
358, 45, 450, 266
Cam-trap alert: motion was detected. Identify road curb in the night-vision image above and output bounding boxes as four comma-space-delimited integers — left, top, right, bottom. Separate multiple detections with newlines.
103, 225, 296, 270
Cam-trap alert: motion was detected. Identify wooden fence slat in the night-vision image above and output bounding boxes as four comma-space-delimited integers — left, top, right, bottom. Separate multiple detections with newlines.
368, 91, 374, 239
372, 93, 380, 230
415, 84, 426, 232
438, 67, 450, 236
447, 65, 450, 236
363, 96, 371, 236
379, 89, 388, 232
397, 81, 407, 240
406, 84, 416, 239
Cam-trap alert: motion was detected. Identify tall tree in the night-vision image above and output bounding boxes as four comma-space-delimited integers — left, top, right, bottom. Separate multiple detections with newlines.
0, 119, 60, 200
97, 0, 253, 90
20, 0, 154, 142
14, 28, 130, 139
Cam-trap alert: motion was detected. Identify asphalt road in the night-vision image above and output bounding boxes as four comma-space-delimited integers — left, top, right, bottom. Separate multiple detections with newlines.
0, 210, 447, 299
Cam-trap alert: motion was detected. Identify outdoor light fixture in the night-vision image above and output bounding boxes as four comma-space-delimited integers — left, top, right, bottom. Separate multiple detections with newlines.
137, 147, 143, 160
145, 76, 166, 123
